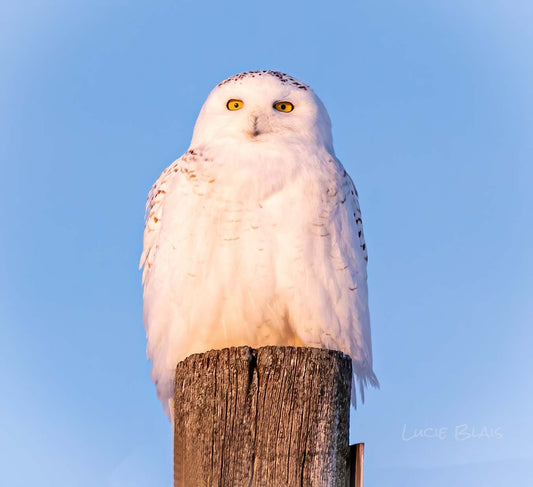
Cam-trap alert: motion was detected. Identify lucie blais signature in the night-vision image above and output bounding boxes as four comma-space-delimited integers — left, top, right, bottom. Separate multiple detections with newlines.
402, 424, 503, 441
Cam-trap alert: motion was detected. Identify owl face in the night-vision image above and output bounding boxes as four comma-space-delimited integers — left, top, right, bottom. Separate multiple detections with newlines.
190, 71, 333, 153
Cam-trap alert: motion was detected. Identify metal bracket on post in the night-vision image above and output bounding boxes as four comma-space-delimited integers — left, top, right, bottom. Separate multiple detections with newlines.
348, 443, 364, 487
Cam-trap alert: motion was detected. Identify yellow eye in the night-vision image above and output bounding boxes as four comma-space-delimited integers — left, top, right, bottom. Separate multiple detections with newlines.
227, 99, 244, 110
273, 101, 294, 112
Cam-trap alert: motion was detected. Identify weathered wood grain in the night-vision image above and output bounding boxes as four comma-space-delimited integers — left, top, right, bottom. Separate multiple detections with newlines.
173, 346, 352, 486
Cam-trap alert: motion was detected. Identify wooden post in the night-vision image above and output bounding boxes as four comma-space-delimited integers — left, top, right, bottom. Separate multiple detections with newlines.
173, 346, 352, 486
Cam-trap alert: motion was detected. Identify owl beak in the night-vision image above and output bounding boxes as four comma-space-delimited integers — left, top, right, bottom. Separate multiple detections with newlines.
248, 114, 269, 138
252, 117, 260, 137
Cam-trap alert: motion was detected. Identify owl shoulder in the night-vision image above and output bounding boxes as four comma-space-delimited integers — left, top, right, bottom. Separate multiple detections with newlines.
329, 158, 368, 264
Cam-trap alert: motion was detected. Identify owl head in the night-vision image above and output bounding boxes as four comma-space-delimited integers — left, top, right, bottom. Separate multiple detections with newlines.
190, 71, 334, 153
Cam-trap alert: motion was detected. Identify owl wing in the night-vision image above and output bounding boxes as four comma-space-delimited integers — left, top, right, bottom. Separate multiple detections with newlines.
139, 159, 181, 285
342, 170, 368, 265
332, 162, 379, 401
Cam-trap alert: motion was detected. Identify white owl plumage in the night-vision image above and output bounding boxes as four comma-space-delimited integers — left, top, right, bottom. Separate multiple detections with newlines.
140, 71, 378, 416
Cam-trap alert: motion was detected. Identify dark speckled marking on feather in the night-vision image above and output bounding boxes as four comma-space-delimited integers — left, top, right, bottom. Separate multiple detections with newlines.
218, 70, 309, 90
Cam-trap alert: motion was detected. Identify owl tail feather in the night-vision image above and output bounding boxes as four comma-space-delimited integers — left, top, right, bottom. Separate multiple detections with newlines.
351, 360, 380, 408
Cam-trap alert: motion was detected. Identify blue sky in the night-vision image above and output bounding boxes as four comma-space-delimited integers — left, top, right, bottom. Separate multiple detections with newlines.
1, 1, 532, 485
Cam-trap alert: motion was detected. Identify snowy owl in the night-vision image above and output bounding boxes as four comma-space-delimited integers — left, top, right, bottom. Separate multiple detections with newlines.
140, 70, 378, 417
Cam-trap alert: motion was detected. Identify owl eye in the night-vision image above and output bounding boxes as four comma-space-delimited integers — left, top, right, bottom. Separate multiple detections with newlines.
227, 99, 244, 111
273, 101, 294, 113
